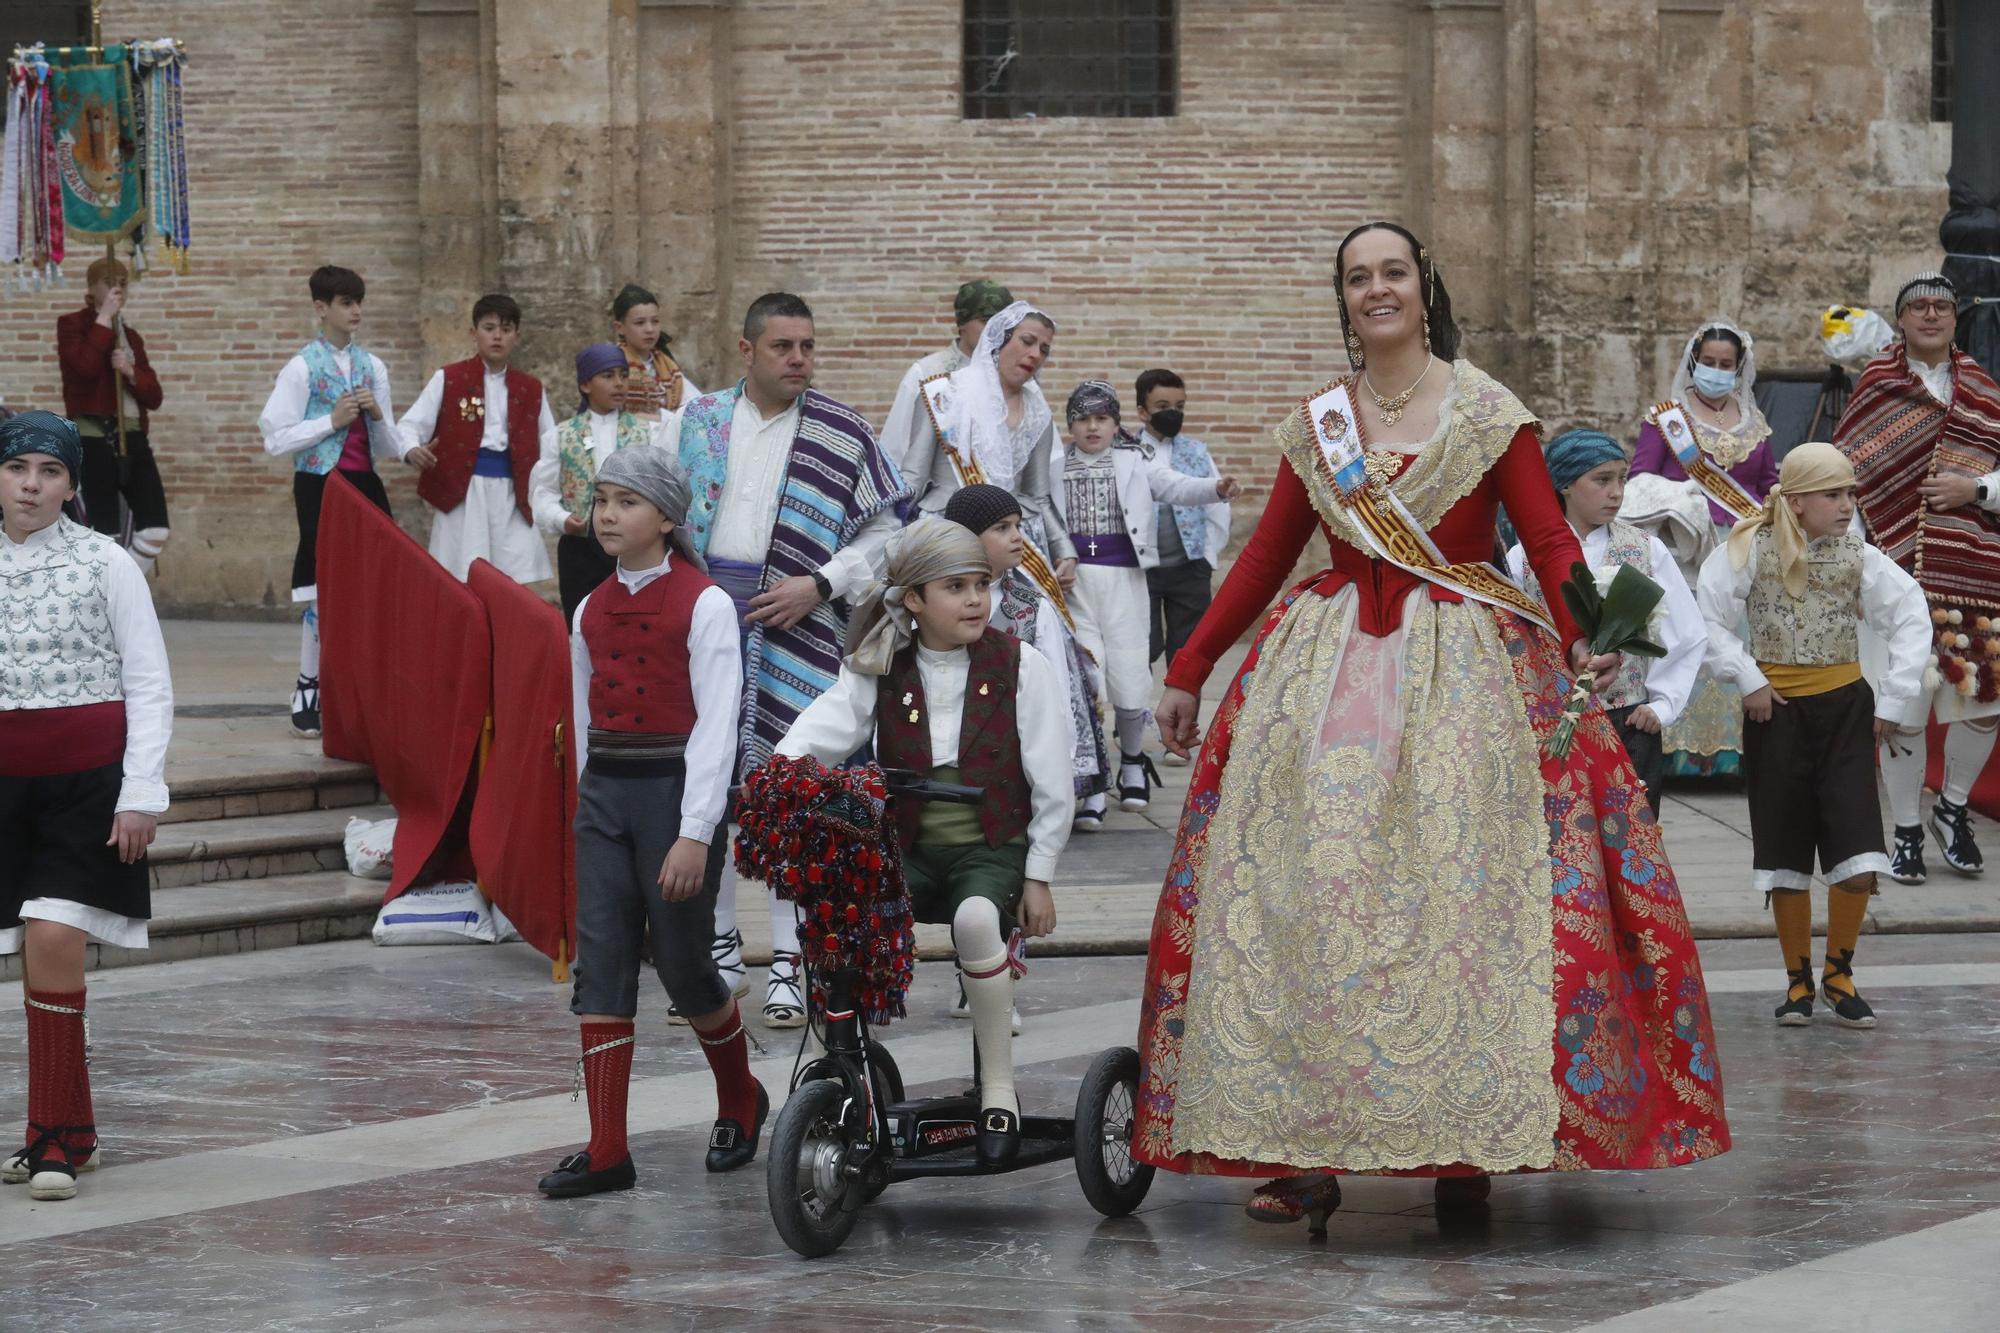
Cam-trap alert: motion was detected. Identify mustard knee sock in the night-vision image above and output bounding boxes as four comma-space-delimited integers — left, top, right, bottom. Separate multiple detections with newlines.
1823, 878, 1873, 998
1771, 890, 1813, 1001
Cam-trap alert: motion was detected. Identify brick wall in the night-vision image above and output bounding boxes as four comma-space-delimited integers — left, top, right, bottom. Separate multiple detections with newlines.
0, 0, 424, 614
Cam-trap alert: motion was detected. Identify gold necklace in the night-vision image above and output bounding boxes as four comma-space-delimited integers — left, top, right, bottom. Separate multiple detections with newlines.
1363, 355, 1434, 427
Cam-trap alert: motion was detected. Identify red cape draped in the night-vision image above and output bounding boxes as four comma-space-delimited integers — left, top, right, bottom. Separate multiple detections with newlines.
316, 473, 488, 897
465, 560, 577, 963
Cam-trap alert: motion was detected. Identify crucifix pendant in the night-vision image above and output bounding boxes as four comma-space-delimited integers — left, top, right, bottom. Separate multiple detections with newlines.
1087, 537, 1099, 556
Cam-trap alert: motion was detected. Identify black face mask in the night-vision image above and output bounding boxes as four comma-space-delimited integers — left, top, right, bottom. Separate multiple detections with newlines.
1148, 408, 1185, 439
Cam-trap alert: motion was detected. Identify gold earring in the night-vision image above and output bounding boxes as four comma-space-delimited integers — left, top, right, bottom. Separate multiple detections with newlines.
1345, 325, 1364, 368
1422, 314, 1432, 356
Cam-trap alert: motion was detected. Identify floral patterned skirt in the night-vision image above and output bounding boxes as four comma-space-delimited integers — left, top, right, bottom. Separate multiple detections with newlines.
1133, 578, 1731, 1177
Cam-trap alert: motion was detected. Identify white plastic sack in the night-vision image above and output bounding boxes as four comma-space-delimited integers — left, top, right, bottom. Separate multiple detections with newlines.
1821, 305, 1894, 370
343, 816, 397, 880
371, 881, 523, 946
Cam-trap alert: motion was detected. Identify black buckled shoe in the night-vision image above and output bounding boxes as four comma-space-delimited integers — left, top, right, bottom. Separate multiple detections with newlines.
976, 1107, 1021, 1167
705, 1082, 769, 1174
537, 1149, 637, 1198
1774, 962, 1815, 1027
1928, 798, 1985, 877
1820, 949, 1876, 1029
1888, 824, 1927, 885
1118, 752, 1162, 813
290, 674, 322, 739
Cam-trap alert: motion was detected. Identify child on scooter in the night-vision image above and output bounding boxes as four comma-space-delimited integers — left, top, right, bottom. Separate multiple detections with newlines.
774, 519, 1073, 1164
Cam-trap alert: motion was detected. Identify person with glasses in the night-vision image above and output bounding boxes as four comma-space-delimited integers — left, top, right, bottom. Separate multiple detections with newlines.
1835, 271, 2000, 884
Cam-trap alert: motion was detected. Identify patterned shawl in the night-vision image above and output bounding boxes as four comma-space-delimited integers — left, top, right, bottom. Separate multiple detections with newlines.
677, 382, 911, 770
1835, 344, 2000, 615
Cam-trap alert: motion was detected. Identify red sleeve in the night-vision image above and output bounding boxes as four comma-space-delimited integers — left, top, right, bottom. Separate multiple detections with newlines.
1491, 423, 1586, 651
1164, 457, 1319, 693
126, 327, 164, 410
57, 314, 113, 382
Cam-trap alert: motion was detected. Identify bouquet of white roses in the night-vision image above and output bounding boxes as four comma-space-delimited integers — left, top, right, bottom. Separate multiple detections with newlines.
1546, 562, 1668, 761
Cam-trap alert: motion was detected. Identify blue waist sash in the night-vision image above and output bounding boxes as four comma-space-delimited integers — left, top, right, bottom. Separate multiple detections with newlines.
472, 449, 514, 478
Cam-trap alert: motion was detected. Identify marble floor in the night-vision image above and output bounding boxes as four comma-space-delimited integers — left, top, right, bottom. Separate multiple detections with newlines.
3, 934, 2000, 1331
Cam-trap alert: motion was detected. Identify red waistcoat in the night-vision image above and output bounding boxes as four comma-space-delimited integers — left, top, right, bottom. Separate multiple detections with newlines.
581, 560, 716, 736
415, 358, 544, 519
875, 629, 1032, 851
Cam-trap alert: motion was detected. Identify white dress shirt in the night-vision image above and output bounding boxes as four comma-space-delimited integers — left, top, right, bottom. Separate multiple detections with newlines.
659, 391, 898, 598
257, 343, 401, 460
395, 363, 557, 457
1506, 523, 1704, 728
1695, 538, 1931, 723
527, 410, 673, 535
569, 553, 742, 842
776, 638, 1074, 880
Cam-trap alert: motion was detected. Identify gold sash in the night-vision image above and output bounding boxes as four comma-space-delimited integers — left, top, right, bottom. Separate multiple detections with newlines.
1650, 402, 1761, 521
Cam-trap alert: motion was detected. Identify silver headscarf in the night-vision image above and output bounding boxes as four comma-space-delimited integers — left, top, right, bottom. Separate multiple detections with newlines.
595, 444, 704, 569
842, 518, 991, 675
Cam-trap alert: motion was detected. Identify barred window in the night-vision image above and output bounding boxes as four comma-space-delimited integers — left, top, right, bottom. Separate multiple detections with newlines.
963, 0, 1177, 120
1933, 0, 1953, 122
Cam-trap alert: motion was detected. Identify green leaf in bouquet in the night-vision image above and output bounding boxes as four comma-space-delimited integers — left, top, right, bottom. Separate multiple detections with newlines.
1591, 564, 1666, 651
1558, 561, 1603, 636
1623, 636, 1667, 659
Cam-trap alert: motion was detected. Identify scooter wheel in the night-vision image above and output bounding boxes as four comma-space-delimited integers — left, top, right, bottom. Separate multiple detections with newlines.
1074, 1046, 1156, 1218
767, 1079, 865, 1258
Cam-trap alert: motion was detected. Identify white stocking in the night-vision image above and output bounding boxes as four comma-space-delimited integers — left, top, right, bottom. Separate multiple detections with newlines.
129, 526, 169, 575
952, 896, 1015, 1117
1941, 720, 1999, 807
298, 605, 321, 679
711, 875, 738, 942
768, 890, 800, 957
1879, 726, 1926, 827
1113, 707, 1149, 759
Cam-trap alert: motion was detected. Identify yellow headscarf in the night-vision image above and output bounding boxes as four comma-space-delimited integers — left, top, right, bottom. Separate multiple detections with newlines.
1724, 441, 1856, 598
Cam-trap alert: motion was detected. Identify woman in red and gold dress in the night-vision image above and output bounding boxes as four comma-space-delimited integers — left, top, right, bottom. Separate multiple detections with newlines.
1139, 223, 1730, 1230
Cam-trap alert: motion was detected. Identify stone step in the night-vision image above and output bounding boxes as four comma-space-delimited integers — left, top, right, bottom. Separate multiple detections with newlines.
147, 803, 395, 890
161, 756, 381, 826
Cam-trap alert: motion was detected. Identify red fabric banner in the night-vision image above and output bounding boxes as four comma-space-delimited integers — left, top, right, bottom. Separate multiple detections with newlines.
465, 560, 577, 964
1925, 720, 2000, 821
316, 472, 490, 898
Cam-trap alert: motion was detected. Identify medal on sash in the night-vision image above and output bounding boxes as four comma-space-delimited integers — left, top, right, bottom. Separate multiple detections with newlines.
1303, 381, 1556, 634
1650, 401, 1761, 521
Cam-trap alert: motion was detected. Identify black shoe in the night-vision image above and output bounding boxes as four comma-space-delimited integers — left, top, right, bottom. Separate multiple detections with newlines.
976, 1107, 1020, 1166
537, 1149, 637, 1198
290, 674, 321, 738
1928, 798, 1985, 876
1118, 752, 1161, 813
1774, 961, 1815, 1027
1888, 824, 1927, 884
705, 1082, 769, 1174
1820, 949, 1876, 1029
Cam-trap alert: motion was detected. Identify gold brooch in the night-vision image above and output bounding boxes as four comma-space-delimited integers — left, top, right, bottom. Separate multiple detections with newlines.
908, 709, 921, 723
458, 396, 485, 421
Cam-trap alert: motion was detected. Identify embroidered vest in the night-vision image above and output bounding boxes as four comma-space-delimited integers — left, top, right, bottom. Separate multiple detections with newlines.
557, 410, 652, 519
0, 519, 125, 710
875, 629, 1031, 851
580, 560, 716, 735
1748, 530, 1863, 667
416, 359, 545, 520
1522, 520, 1653, 709
295, 337, 379, 476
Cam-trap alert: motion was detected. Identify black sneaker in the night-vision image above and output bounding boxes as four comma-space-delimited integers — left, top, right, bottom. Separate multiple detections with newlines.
1888, 824, 1927, 884
290, 674, 321, 738
1928, 798, 1985, 877
1774, 962, 1815, 1027
1820, 948, 1876, 1030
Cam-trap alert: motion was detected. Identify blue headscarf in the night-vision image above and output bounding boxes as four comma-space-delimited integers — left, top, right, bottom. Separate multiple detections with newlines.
0, 410, 83, 487
1543, 428, 1627, 492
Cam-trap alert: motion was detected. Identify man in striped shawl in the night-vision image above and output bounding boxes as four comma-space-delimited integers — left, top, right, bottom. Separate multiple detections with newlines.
664, 291, 909, 1027
1836, 271, 2000, 884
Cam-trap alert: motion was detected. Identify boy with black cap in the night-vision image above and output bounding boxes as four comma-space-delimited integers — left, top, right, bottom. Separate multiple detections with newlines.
538, 444, 763, 1198
1, 411, 173, 1202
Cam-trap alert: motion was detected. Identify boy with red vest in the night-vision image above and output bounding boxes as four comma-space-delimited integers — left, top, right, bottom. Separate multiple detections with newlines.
538, 445, 763, 1199
395, 294, 555, 583
775, 520, 1071, 1165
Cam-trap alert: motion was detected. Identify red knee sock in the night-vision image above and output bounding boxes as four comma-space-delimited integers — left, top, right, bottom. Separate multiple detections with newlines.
693, 1002, 758, 1127
580, 1021, 635, 1166
24, 988, 85, 1165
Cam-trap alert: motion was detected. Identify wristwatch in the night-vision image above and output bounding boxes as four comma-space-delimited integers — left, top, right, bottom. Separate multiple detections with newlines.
811, 571, 833, 601
1979, 480, 1991, 505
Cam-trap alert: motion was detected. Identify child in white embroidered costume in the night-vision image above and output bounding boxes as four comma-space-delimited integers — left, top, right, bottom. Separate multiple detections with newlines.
1504, 428, 1703, 814
1696, 443, 1930, 1029
1, 412, 173, 1202
775, 520, 1072, 1165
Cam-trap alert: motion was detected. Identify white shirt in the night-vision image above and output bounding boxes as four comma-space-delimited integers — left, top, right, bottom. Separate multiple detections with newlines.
395, 363, 557, 457
527, 410, 674, 535
659, 392, 899, 599
776, 638, 1074, 881
1695, 538, 1931, 723
1136, 427, 1232, 560
568, 553, 741, 842
881, 344, 969, 473
1505, 523, 1704, 728
257, 343, 401, 461
0, 522, 172, 813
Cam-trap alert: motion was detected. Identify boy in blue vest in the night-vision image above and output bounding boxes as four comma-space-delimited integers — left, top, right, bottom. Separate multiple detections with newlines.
257, 265, 409, 737
774, 520, 1071, 1165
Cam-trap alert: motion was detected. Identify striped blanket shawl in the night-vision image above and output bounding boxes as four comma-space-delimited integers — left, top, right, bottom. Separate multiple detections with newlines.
678, 382, 910, 770
1836, 344, 2000, 616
